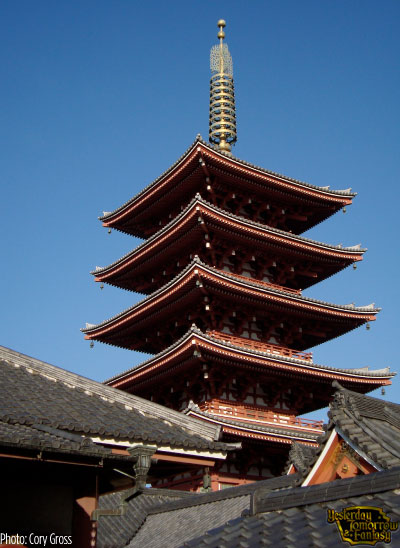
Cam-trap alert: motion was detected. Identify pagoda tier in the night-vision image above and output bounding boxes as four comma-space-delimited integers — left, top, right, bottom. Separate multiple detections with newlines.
94, 195, 365, 295
157, 411, 321, 484
83, 259, 378, 353
100, 138, 355, 238
106, 327, 393, 416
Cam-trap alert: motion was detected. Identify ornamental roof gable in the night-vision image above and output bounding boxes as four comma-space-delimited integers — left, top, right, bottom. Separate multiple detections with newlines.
287, 382, 400, 484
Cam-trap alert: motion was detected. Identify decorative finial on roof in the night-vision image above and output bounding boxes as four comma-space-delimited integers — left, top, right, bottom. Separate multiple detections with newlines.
209, 19, 237, 153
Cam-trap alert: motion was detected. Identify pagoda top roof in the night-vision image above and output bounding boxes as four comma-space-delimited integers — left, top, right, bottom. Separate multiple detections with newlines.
100, 137, 355, 235
105, 325, 394, 387
83, 258, 380, 340
93, 194, 365, 280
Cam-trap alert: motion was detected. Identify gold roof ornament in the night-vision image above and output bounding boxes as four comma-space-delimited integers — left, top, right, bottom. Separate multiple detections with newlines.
209, 19, 237, 153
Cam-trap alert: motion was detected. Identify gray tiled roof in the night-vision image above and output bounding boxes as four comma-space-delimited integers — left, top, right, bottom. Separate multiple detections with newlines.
97, 488, 193, 548
96, 474, 298, 548
100, 137, 355, 223
130, 495, 251, 548
93, 195, 365, 277
0, 420, 119, 459
98, 468, 400, 548
183, 468, 400, 548
328, 382, 400, 469
287, 382, 400, 481
0, 345, 231, 453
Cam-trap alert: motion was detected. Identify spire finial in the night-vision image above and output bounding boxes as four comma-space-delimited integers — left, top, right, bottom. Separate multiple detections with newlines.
209, 19, 237, 153
217, 19, 226, 42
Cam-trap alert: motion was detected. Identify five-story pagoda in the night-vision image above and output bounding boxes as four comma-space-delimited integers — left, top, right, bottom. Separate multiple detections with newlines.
83, 21, 393, 491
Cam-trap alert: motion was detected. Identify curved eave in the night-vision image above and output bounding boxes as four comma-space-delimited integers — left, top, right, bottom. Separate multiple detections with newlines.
186, 410, 321, 443
200, 141, 355, 202
82, 260, 379, 343
105, 328, 394, 390
100, 140, 202, 228
100, 138, 355, 230
218, 426, 316, 445
93, 196, 365, 287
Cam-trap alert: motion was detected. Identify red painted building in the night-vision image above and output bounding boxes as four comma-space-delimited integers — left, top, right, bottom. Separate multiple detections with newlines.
83, 22, 393, 490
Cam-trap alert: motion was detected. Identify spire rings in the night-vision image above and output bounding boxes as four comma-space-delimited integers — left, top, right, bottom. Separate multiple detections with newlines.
209, 20, 237, 151
209, 73, 237, 147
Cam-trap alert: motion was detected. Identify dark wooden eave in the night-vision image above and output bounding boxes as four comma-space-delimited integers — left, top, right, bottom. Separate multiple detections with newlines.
105, 327, 393, 414
93, 196, 364, 294
185, 408, 321, 445
83, 260, 379, 353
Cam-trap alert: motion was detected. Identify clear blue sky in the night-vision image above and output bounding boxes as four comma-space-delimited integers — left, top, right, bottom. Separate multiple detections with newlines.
1, 1, 399, 419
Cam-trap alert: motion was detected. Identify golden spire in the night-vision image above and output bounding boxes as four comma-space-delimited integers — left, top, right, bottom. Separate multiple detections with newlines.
209, 19, 237, 152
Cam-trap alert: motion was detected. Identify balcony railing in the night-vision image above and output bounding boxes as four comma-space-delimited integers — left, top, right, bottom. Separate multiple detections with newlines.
224, 270, 302, 295
201, 400, 324, 431
208, 331, 313, 362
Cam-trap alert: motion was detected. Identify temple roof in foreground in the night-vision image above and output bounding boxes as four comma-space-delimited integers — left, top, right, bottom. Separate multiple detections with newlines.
326, 382, 400, 469
96, 468, 400, 548
97, 474, 299, 548
105, 326, 393, 390
100, 137, 355, 237
0, 345, 232, 455
97, 488, 194, 548
288, 381, 400, 484
182, 469, 400, 548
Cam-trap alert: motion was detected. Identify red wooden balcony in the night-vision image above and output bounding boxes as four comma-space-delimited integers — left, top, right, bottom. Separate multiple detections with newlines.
201, 400, 324, 431
224, 270, 302, 295
207, 331, 313, 362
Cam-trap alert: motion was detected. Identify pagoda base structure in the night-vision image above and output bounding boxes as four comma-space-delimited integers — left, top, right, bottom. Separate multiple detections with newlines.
105, 327, 392, 491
